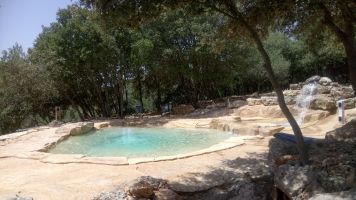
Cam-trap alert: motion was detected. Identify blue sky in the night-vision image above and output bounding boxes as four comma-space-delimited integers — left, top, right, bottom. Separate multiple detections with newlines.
0, 0, 74, 53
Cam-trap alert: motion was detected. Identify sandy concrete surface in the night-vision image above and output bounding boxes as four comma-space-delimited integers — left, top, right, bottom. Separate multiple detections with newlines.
1, 107, 353, 200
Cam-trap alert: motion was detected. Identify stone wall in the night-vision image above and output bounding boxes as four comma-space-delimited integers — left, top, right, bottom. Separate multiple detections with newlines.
247, 76, 355, 112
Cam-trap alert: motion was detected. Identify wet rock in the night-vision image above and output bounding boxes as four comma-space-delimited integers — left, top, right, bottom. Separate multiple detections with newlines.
319, 77, 332, 86
274, 165, 315, 199
261, 96, 278, 106
326, 119, 356, 143
246, 98, 262, 106
128, 176, 166, 199
153, 188, 180, 200
305, 75, 321, 84
310, 95, 336, 111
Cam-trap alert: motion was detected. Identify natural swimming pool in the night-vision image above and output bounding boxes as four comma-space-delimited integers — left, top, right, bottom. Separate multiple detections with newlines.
49, 127, 232, 158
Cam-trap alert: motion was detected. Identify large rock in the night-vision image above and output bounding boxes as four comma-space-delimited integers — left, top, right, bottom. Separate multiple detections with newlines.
246, 98, 262, 106
331, 86, 354, 100
309, 188, 356, 200
326, 119, 356, 143
310, 95, 336, 111
70, 122, 94, 136
314, 84, 331, 94
268, 138, 298, 167
274, 165, 315, 199
343, 97, 356, 109
153, 188, 180, 200
261, 96, 278, 106
305, 75, 321, 84
128, 176, 165, 199
319, 77, 332, 86
172, 104, 195, 115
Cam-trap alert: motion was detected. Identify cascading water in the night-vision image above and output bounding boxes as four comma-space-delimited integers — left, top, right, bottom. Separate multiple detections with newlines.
295, 83, 317, 124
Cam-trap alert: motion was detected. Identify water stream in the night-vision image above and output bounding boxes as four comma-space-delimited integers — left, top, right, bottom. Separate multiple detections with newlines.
295, 83, 317, 124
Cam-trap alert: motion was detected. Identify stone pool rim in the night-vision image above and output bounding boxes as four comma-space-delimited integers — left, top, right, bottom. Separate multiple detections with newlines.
0, 122, 247, 166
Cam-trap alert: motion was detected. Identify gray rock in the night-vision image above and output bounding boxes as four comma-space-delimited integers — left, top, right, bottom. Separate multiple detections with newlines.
128, 176, 165, 199
261, 96, 278, 106
331, 86, 354, 100
274, 165, 315, 199
314, 84, 331, 94
228, 182, 260, 200
309, 188, 356, 200
326, 119, 356, 143
310, 95, 336, 111
305, 75, 321, 84
246, 98, 262, 106
153, 188, 180, 200
319, 77, 332, 86
268, 138, 299, 166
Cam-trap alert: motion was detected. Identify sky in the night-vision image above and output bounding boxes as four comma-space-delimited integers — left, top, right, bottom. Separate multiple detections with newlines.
0, 0, 74, 53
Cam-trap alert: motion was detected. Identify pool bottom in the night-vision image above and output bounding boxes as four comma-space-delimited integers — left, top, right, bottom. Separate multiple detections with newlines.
49, 127, 234, 158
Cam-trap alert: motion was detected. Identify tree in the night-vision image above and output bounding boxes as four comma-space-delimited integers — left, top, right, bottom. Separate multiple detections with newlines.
0, 44, 58, 134
281, 0, 355, 93
83, 0, 309, 164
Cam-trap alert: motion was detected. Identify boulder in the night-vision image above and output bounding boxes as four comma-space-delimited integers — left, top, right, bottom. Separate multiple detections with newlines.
128, 176, 165, 199
70, 122, 94, 136
246, 98, 263, 106
310, 95, 336, 111
268, 138, 299, 166
261, 96, 278, 106
319, 77, 332, 86
153, 188, 180, 200
274, 165, 315, 199
305, 75, 321, 84
325, 119, 356, 143
283, 90, 300, 97
314, 84, 331, 94
331, 86, 354, 100
343, 97, 356, 109
309, 188, 356, 200
172, 104, 195, 115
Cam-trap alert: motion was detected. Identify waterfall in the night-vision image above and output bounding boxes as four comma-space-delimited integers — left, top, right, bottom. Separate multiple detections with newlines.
295, 83, 317, 124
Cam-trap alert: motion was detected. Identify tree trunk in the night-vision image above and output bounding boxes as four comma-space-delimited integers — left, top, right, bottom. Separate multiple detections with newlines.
138, 74, 145, 113
224, 1, 308, 164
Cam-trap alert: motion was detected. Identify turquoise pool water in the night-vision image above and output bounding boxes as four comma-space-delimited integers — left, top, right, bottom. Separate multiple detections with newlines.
49, 127, 232, 158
